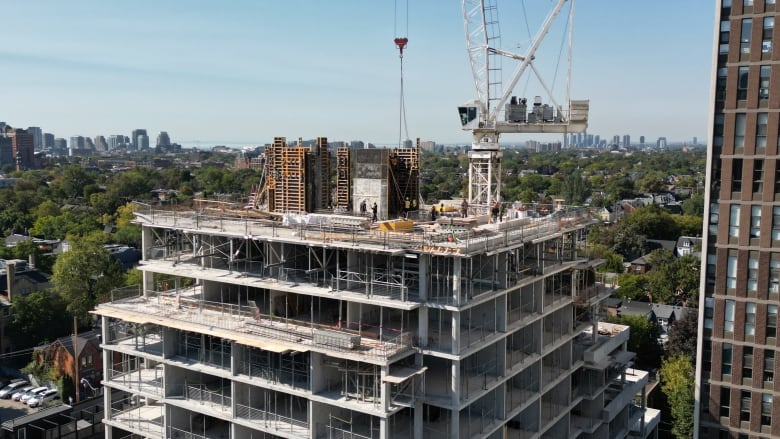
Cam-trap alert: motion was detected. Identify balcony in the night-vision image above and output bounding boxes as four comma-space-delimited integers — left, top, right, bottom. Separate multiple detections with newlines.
579, 322, 630, 368
602, 369, 649, 422
107, 364, 164, 398
106, 395, 164, 439
235, 401, 309, 437
96, 288, 413, 365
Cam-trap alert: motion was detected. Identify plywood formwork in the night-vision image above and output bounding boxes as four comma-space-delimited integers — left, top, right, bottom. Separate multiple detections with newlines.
316, 137, 331, 210
335, 147, 351, 210
388, 140, 421, 216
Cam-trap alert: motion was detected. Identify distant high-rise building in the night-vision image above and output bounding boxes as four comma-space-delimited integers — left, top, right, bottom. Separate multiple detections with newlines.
639, 135, 645, 146
131, 129, 147, 149
69, 136, 85, 149
26, 126, 42, 149
656, 137, 667, 148
53, 138, 67, 153
612, 135, 620, 146
85, 137, 95, 150
695, 2, 780, 437
94, 135, 108, 152
42, 133, 54, 148
594, 135, 600, 147
622, 135, 631, 148
54, 137, 68, 155
692, 136, 698, 145
4, 129, 34, 170
136, 134, 150, 150
156, 131, 171, 148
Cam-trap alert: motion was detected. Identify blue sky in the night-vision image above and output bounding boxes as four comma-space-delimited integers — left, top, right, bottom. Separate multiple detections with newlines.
1, 1, 713, 147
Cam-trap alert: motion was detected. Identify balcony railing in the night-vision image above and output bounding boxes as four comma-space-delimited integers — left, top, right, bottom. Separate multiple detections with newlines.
235, 403, 309, 435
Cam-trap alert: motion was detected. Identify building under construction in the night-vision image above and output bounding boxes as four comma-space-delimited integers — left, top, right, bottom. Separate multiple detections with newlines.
250, 137, 420, 221
93, 181, 660, 438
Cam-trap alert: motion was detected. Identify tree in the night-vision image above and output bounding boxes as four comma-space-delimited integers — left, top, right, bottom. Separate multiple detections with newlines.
682, 193, 704, 216
614, 314, 663, 370
661, 355, 694, 439
8, 290, 71, 349
615, 273, 648, 301
51, 234, 125, 326
666, 309, 698, 357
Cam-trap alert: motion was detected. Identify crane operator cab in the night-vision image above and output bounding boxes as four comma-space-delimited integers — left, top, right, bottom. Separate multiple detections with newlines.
458, 100, 482, 130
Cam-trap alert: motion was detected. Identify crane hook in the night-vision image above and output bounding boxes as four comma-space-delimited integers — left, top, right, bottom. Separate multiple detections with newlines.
394, 37, 408, 58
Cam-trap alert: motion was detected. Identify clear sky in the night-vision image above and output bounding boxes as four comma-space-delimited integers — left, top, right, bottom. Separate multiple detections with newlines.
1, 1, 713, 147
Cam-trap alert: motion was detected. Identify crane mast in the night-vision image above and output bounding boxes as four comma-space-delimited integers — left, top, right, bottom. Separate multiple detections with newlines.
459, 0, 588, 212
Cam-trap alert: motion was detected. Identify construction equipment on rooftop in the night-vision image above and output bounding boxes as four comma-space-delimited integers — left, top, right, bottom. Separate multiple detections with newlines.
458, 0, 589, 212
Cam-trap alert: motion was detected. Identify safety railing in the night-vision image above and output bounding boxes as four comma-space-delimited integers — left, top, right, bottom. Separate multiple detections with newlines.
235, 403, 309, 433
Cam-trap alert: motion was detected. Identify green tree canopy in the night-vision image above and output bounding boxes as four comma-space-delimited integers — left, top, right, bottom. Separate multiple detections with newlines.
51, 234, 125, 326
660, 355, 695, 439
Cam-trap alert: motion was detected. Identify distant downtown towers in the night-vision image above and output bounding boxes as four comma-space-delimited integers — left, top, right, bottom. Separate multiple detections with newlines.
696, 0, 780, 437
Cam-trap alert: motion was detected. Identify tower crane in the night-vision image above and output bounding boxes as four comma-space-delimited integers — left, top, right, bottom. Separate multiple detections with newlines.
458, 0, 589, 212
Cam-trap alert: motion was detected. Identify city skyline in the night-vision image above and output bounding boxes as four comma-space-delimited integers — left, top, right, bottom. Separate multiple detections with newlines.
2, 1, 712, 146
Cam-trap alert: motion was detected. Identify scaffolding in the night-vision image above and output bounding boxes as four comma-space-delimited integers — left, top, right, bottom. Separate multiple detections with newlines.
335, 147, 351, 210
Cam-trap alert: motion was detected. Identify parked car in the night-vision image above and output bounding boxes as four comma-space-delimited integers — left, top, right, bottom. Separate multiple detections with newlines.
20, 387, 48, 403
0, 380, 29, 398
10, 386, 34, 401
28, 389, 59, 408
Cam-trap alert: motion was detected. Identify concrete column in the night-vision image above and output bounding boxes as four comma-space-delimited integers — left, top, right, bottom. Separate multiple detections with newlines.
452, 257, 461, 305
418, 254, 429, 301
141, 226, 152, 261
414, 400, 423, 439
142, 270, 154, 299
381, 365, 391, 412
452, 312, 461, 355
380, 417, 389, 439
101, 315, 112, 427
418, 307, 429, 348
451, 360, 461, 438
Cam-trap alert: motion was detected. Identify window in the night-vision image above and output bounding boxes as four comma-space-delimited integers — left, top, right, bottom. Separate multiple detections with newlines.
705, 297, 715, 329
744, 346, 754, 378
741, 390, 751, 422
724, 343, 734, 374
707, 253, 717, 286
774, 207, 780, 240
721, 21, 731, 54
765, 350, 775, 382
756, 116, 768, 150
771, 259, 780, 293
725, 300, 736, 332
768, 305, 778, 338
721, 387, 731, 418
760, 66, 771, 100
744, 0, 753, 5
730, 204, 741, 237
751, 205, 762, 237
764, 17, 774, 54
748, 258, 759, 291
727, 255, 738, 289
736, 116, 747, 150
738, 68, 750, 100
762, 393, 772, 426
742, 19, 753, 54
746, 302, 757, 334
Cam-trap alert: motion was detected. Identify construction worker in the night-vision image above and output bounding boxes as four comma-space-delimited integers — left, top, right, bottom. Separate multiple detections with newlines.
430, 204, 437, 221
372, 202, 378, 222
461, 198, 468, 218
360, 199, 367, 215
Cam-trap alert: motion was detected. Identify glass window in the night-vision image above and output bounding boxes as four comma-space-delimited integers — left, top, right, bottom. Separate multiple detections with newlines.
746, 302, 757, 334
771, 259, 780, 293
721, 21, 731, 54
724, 343, 734, 374
705, 297, 715, 329
744, 346, 754, 378
721, 387, 731, 418
765, 350, 775, 382
725, 299, 736, 332
727, 256, 738, 289
760, 66, 771, 99
774, 206, 780, 240
769, 305, 778, 338
756, 116, 768, 150
741, 390, 751, 421
762, 393, 772, 426
738, 67, 750, 100
764, 17, 774, 53
735, 115, 746, 148
748, 258, 759, 292
744, 0, 753, 5
751, 205, 762, 237
742, 19, 753, 54
730, 204, 741, 237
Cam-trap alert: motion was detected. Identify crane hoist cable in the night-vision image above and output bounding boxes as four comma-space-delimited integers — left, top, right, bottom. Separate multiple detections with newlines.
394, 0, 410, 148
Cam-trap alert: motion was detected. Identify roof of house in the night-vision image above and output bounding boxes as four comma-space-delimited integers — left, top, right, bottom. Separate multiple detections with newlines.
646, 239, 677, 252
37, 330, 100, 359
652, 304, 694, 321
617, 300, 655, 319
676, 236, 702, 249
